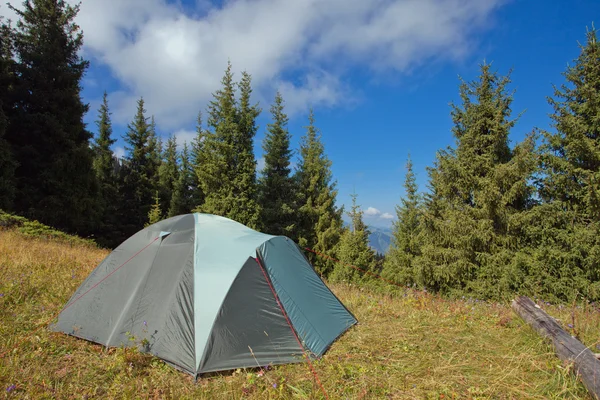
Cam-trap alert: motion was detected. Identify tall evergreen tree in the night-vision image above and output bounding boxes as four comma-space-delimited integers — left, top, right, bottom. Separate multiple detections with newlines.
195, 62, 261, 228
527, 25, 600, 301
258, 91, 297, 236
0, 18, 16, 210
295, 109, 344, 276
147, 115, 162, 192
413, 62, 537, 298
122, 97, 154, 230
169, 142, 195, 216
196, 62, 238, 217
231, 70, 261, 228
158, 133, 179, 216
91, 91, 120, 246
6, 0, 98, 234
382, 155, 423, 286
331, 193, 376, 283
190, 110, 205, 208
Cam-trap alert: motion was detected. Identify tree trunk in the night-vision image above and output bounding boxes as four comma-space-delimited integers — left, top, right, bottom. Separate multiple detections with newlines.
511, 295, 600, 399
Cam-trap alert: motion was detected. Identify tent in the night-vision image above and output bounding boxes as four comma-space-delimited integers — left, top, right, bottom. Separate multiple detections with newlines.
50, 213, 357, 377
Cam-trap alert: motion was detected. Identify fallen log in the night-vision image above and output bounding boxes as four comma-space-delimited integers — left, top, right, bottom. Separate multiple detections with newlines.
511, 296, 600, 400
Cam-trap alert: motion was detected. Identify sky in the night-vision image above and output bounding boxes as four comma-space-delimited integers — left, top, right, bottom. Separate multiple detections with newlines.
1, 0, 599, 228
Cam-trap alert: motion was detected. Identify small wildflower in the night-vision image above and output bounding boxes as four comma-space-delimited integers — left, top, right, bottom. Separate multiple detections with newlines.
143, 321, 147, 326
567, 323, 574, 329
7, 385, 16, 393
0, 293, 4, 297
272, 383, 277, 388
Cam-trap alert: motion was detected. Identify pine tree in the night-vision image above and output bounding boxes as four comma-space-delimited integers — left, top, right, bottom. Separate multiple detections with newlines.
258, 91, 297, 236
146, 191, 163, 227
147, 115, 162, 192
382, 155, 423, 286
295, 109, 344, 276
122, 97, 154, 230
0, 18, 16, 210
190, 111, 205, 209
331, 193, 376, 283
158, 133, 179, 216
195, 62, 261, 227
231, 70, 261, 228
6, 0, 98, 234
91, 91, 120, 246
169, 143, 195, 216
413, 62, 537, 298
528, 25, 600, 301
196, 62, 238, 217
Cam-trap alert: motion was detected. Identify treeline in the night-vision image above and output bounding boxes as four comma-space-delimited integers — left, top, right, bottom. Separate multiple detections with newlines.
2, 1, 599, 303
383, 27, 600, 303
0, 0, 373, 278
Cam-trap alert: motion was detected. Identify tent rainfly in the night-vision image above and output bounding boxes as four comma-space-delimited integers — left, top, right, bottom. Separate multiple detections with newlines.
50, 213, 357, 377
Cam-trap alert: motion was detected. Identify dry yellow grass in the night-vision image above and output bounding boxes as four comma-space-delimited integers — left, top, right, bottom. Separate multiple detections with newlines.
0, 229, 597, 399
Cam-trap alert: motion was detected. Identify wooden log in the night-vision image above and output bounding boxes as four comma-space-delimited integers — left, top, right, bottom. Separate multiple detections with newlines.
511, 296, 600, 399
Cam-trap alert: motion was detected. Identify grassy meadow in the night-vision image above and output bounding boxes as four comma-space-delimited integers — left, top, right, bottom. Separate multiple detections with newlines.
1, 228, 599, 399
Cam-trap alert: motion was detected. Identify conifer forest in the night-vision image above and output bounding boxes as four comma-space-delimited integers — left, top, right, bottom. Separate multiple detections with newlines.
1, 0, 600, 304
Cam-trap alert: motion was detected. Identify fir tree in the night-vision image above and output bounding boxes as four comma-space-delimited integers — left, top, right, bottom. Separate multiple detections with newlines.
527, 25, 600, 301
169, 142, 195, 216
258, 91, 297, 236
158, 133, 179, 216
295, 109, 344, 276
195, 62, 261, 227
91, 91, 120, 246
190, 111, 205, 208
331, 192, 376, 283
231, 70, 261, 228
196, 62, 238, 217
147, 115, 162, 192
0, 18, 16, 210
382, 155, 423, 286
414, 62, 537, 298
6, 0, 98, 234
146, 191, 163, 227
122, 97, 154, 230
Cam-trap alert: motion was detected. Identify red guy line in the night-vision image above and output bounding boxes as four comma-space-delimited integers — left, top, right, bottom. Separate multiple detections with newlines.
0, 236, 160, 359
304, 247, 405, 289
255, 256, 330, 400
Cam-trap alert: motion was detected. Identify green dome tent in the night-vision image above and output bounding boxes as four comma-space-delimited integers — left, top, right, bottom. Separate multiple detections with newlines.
51, 213, 357, 377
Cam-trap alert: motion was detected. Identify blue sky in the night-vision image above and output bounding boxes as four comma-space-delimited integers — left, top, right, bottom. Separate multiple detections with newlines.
2, 0, 598, 228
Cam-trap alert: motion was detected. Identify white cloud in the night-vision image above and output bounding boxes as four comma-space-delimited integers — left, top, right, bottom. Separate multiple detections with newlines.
364, 207, 381, 216
173, 129, 197, 150
2, 0, 505, 131
113, 146, 126, 160
381, 213, 394, 220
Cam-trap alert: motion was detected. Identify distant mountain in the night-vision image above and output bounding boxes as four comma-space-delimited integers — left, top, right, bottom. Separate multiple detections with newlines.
368, 226, 392, 255
340, 220, 393, 255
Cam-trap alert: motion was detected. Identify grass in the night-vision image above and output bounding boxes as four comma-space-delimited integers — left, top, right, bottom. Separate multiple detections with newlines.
0, 227, 599, 399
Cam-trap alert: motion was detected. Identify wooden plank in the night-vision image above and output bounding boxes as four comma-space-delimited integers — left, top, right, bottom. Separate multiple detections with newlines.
511, 295, 600, 400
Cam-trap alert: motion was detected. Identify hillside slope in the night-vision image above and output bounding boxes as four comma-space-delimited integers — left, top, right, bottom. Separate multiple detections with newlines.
0, 225, 596, 399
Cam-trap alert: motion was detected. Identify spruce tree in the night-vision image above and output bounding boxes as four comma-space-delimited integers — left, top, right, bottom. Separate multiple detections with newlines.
91, 91, 119, 246
231, 70, 261, 228
6, 0, 98, 234
295, 109, 344, 276
146, 191, 163, 227
195, 62, 261, 227
529, 25, 600, 301
196, 62, 238, 217
414, 62, 537, 299
158, 133, 179, 216
190, 111, 205, 209
169, 143, 195, 216
258, 91, 297, 236
122, 97, 154, 230
147, 115, 162, 192
331, 193, 376, 283
0, 18, 16, 210
382, 155, 423, 286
